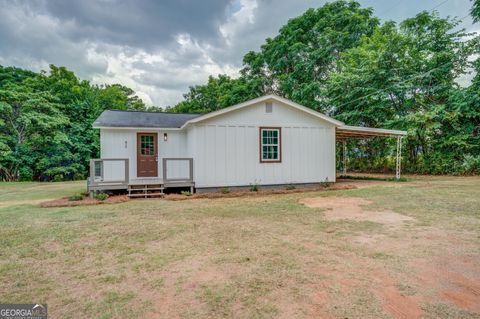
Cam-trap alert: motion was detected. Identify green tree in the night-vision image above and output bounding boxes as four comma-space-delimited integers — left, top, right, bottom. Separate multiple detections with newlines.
326, 11, 473, 173
168, 75, 259, 113
241, 0, 379, 111
0, 64, 148, 181
0, 81, 68, 180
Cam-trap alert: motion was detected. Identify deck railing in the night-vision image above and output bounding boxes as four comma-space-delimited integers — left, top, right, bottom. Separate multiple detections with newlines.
162, 158, 194, 185
88, 157, 194, 191
88, 158, 129, 191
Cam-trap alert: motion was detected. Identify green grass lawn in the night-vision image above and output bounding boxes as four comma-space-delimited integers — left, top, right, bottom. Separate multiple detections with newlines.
0, 177, 479, 318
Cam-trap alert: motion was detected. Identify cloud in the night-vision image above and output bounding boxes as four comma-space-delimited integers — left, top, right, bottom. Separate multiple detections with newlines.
0, 0, 476, 106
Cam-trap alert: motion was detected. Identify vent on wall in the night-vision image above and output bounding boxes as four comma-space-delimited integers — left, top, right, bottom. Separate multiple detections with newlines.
265, 102, 273, 113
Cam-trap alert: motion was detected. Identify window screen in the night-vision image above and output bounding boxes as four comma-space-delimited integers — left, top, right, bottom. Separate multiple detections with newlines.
260, 128, 281, 162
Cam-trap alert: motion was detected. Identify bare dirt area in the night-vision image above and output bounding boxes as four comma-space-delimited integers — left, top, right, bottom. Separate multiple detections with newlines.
164, 182, 357, 201
299, 196, 414, 225
298, 190, 480, 319
40, 194, 129, 207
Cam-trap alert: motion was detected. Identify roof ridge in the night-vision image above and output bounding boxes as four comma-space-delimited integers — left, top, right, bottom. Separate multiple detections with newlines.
106, 109, 201, 116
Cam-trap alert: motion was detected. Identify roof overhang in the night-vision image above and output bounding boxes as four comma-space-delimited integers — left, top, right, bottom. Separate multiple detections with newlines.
336, 125, 407, 140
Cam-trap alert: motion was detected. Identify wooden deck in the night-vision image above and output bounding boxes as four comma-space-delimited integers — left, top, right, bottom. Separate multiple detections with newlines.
87, 158, 195, 197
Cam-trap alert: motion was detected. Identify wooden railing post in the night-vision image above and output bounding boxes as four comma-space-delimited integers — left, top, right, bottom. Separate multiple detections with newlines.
124, 158, 129, 184
162, 158, 167, 182
189, 158, 193, 182
89, 159, 95, 180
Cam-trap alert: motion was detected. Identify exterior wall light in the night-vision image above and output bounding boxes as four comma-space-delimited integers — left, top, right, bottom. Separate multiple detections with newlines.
164, 133, 168, 141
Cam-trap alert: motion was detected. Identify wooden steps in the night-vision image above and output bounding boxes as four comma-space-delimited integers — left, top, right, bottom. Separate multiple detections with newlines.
128, 184, 164, 198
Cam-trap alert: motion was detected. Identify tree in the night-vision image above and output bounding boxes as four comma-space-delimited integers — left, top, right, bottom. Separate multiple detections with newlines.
241, 0, 379, 111
0, 64, 149, 181
326, 11, 474, 173
0, 81, 68, 180
472, 0, 480, 23
167, 75, 260, 114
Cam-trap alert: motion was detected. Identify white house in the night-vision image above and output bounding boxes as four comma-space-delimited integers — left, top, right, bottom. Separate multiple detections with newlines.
88, 95, 406, 196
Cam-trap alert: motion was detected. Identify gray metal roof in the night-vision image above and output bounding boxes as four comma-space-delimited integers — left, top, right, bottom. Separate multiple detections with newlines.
93, 110, 202, 128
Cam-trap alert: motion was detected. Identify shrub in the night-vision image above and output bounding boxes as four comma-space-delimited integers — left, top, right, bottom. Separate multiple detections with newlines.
320, 181, 331, 188
181, 191, 192, 196
94, 193, 109, 201
461, 154, 480, 174
53, 175, 64, 182
68, 194, 84, 201
249, 184, 258, 192
220, 187, 230, 194
73, 173, 85, 180
286, 184, 296, 190
18, 167, 33, 181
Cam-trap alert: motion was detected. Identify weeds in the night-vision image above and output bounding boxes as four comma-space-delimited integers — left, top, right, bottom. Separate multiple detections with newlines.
94, 193, 109, 201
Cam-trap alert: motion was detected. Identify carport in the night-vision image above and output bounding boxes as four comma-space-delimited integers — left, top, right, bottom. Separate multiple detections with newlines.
336, 125, 408, 180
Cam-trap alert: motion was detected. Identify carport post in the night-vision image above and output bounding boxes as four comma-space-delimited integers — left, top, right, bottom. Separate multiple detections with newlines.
395, 136, 402, 180
342, 140, 347, 175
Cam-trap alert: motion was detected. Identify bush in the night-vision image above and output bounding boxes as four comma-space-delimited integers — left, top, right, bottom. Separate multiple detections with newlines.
220, 187, 230, 194
94, 193, 109, 201
53, 175, 64, 182
320, 181, 331, 188
181, 191, 192, 196
461, 154, 480, 174
286, 184, 296, 190
249, 184, 258, 192
73, 172, 85, 180
68, 194, 84, 201
18, 167, 33, 181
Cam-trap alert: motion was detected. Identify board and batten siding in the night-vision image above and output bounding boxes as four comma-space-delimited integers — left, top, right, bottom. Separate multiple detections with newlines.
188, 100, 336, 188
100, 129, 190, 181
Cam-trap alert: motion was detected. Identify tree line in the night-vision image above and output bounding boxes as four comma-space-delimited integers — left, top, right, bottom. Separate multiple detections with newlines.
168, 1, 480, 175
0, 65, 158, 181
0, 1, 478, 181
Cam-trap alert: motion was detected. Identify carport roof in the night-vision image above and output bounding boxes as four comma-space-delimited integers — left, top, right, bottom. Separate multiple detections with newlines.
336, 125, 407, 140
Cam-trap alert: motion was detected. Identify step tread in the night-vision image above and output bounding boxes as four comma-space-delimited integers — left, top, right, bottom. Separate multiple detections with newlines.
128, 192, 164, 198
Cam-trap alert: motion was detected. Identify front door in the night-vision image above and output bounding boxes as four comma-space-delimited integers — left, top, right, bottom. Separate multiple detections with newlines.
137, 133, 158, 177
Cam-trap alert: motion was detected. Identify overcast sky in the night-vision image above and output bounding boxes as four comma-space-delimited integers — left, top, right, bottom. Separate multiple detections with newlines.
0, 0, 476, 106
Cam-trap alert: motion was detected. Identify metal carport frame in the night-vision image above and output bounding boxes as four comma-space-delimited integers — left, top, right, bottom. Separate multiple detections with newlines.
336, 125, 407, 180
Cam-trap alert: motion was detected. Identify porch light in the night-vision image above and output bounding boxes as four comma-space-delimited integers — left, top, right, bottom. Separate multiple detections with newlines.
164, 133, 168, 141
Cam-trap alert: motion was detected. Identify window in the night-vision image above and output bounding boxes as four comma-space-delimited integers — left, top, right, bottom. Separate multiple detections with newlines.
140, 135, 155, 155
260, 127, 281, 162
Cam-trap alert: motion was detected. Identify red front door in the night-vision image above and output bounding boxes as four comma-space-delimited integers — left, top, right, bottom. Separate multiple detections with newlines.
137, 133, 158, 177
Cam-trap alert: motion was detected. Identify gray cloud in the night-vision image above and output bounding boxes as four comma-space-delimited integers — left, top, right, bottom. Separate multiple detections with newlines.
0, 0, 476, 106
40, 0, 229, 48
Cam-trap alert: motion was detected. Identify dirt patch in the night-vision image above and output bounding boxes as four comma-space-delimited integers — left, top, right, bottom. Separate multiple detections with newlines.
40, 195, 129, 208
336, 178, 402, 189
299, 196, 414, 225
414, 255, 480, 313
370, 270, 424, 319
164, 184, 357, 201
